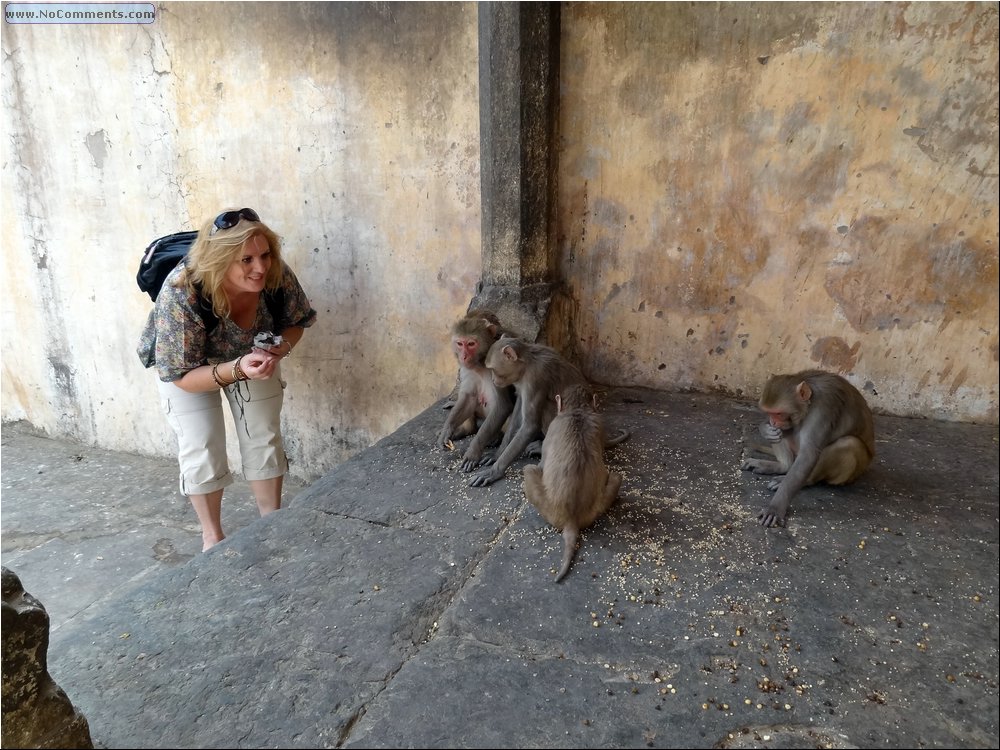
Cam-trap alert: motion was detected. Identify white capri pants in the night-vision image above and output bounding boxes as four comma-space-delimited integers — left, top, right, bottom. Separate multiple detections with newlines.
157, 374, 288, 496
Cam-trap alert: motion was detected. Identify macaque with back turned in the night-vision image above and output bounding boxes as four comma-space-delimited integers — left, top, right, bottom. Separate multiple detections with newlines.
743, 369, 875, 527
437, 311, 515, 472
523, 383, 622, 581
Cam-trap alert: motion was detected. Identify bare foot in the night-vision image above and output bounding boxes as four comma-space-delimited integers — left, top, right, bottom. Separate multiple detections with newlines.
202, 533, 224, 552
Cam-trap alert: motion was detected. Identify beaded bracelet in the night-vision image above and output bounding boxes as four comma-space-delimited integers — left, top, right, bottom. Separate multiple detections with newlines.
232, 356, 249, 383
211, 363, 227, 389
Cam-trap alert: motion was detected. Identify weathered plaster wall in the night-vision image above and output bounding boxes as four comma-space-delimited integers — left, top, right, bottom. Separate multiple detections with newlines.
1, 2, 482, 478
3, 1, 997, 486
558, 1, 999, 423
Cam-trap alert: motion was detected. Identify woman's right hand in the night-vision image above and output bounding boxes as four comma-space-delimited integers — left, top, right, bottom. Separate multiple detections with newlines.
237, 350, 277, 380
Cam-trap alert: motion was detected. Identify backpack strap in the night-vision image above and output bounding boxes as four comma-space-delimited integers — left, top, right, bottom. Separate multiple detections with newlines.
263, 288, 287, 332
192, 283, 221, 334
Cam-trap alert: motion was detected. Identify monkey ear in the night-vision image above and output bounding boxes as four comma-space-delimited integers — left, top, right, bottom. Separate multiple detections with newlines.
484, 322, 498, 339
796, 381, 812, 402
501, 344, 517, 361
556, 394, 563, 413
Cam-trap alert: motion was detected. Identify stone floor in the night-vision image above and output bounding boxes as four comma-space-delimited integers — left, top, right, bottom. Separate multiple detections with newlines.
1, 387, 997, 748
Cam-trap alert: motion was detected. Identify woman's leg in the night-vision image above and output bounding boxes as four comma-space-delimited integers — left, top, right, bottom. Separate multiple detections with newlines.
224, 373, 288, 517
188, 489, 225, 550
248, 476, 283, 516
157, 380, 233, 551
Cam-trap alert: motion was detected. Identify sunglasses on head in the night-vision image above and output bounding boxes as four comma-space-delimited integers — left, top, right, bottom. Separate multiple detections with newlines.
210, 207, 260, 234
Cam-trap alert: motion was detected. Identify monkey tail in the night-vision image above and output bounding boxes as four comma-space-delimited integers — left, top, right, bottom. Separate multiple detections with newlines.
605, 428, 631, 448
555, 524, 580, 582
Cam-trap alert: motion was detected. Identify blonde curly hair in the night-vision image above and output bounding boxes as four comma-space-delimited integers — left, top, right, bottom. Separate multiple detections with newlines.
176, 209, 285, 321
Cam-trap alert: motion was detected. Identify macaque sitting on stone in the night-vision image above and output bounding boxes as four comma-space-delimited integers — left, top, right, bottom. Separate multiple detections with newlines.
743, 369, 875, 527
522, 384, 622, 581
437, 311, 515, 472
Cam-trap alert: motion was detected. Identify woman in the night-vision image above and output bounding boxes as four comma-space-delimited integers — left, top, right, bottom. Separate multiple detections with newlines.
137, 207, 317, 551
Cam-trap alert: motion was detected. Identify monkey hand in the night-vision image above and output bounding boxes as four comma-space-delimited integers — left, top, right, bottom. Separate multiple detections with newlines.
523, 439, 543, 459
468, 465, 503, 487
741, 457, 785, 476
457, 446, 486, 472
436, 427, 454, 451
473, 451, 497, 468
758, 498, 789, 528
758, 422, 783, 443
463, 454, 496, 473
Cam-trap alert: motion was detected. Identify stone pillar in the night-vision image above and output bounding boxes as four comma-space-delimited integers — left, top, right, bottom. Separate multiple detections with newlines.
474, 1, 562, 343
2, 567, 93, 749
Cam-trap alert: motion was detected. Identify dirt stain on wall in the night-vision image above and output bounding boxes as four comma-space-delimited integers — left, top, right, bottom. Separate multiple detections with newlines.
825, 216, 998, 333
811, 336, 861, 373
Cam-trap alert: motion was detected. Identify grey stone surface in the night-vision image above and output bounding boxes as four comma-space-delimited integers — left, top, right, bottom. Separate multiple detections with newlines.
0, 428, 306, 634
1, 388, 997, 749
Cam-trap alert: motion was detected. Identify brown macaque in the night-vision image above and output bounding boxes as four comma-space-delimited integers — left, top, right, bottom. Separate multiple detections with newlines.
469, 336, 588, 487
523, 384, 622, 581
437, 311, 515, 472
742, 369, 875, 528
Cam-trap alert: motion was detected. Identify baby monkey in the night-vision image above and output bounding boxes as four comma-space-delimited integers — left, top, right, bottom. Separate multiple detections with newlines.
743, 369, 875, 527
523, 383, 622, 582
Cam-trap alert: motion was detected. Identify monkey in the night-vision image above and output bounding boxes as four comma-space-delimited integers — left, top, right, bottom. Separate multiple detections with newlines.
742, 369, 875, 528
469, 336, 589, 487
440, 308, 505, 414
437, 310, 515, 472
522, 383, 622, 581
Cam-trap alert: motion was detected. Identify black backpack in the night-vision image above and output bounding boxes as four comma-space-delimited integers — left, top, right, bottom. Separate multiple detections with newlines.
137, 230, 284, 333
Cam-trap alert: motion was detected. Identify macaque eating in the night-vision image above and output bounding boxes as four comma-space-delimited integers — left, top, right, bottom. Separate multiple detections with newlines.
437, 311, 515, 472
742, 369, 875, 528
469, 336, 588, 487
522, 384, 622, 581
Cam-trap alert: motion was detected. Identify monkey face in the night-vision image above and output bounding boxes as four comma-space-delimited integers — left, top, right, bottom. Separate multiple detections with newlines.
763, 408, 793, 431
485, 343, 523, 388
453, 335, 481, 369
489, 360, 523, 388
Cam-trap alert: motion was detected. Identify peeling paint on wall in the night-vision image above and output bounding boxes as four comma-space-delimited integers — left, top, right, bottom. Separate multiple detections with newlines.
85, 130, 109, 170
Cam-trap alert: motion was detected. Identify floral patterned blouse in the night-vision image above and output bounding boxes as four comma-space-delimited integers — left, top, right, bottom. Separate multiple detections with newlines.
137, 258, 317, 382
